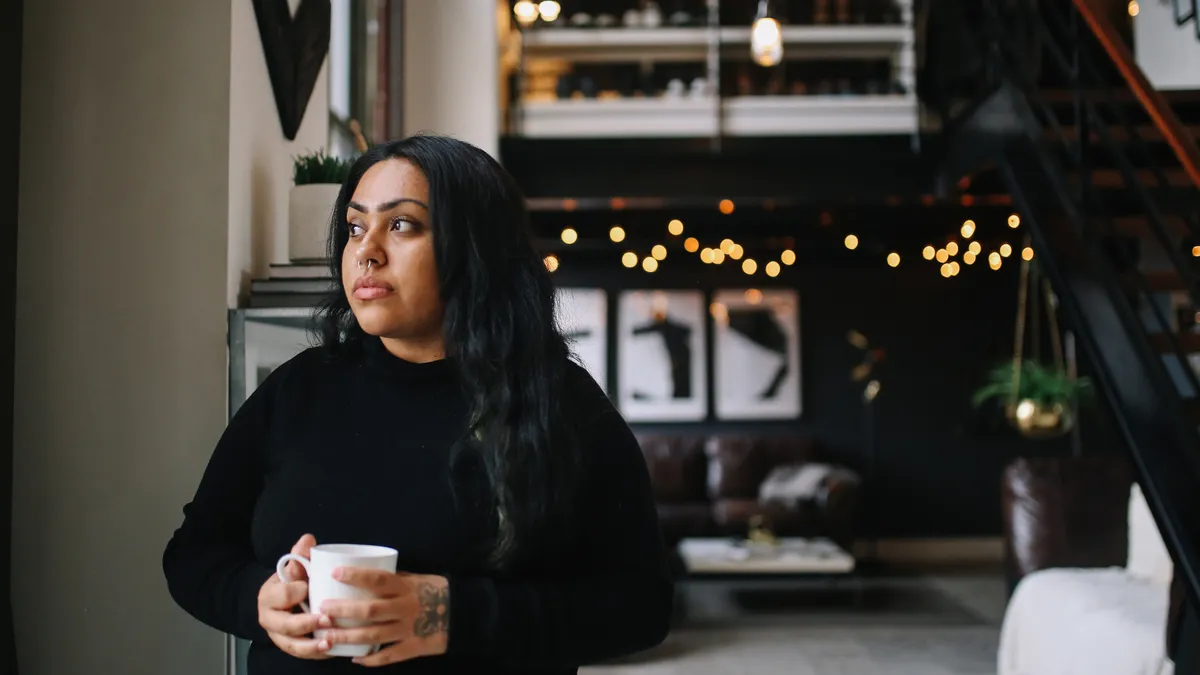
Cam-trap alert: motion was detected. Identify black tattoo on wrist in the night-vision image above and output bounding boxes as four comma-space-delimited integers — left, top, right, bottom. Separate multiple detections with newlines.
413, 582, 450, 638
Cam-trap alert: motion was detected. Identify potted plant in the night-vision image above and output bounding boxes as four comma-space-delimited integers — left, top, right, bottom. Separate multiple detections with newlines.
289, 150, 352, 263
972, 359, 1093, 439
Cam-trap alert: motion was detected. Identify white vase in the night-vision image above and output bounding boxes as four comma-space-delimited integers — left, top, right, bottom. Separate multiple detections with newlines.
288, 183, 341, 263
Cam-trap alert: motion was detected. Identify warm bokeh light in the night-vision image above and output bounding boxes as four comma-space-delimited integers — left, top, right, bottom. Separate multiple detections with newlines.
538, 0, 562, 21
940, 263, 952, 278
1008, 214, 1021, 228
742, 259, 758, 275
964, 251, 977, 265
561, 227, 578, 245
642, 256, 658, 273
684, 237, 700, 253
936, 249, 949, 263
1128, 0, 1139, 17
923, 245, 936, 260
652, 244, 667, 261
700, 248, 715, 264
887, 252, 900, 267
543, 254, 559, 272
946, 241, 959, 256
968, 241, 982, 255
513, 0, 539, 26
668, 219, 684, 236
719, 199, 735, 215
844, 234, 859, 250
949, 261, 961, 276
710, 302, 729, 324
1192, 245, 1200, 258
609, 226, 625, 243
719, 239, 734, 254
730, 244, 744, 260
989, 252, 1002, 269
621, 252, 638, 268
766, 261, 781, 277
1000, 243, 1013, 257
781, 249, 796, 265
1022, 247, 1034, 261
712, 249, 726, 264
745, 289, 764, 304
961, 220, 976, 238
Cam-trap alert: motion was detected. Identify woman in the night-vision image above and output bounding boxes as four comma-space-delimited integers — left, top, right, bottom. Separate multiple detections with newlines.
163, 135, 674, 673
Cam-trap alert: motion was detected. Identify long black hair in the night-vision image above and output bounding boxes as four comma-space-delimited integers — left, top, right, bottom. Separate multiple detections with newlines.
314, 135, 579, 567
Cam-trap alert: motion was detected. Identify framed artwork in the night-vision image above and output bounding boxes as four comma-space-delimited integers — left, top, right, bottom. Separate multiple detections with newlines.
555, 288, 608, 392
243, 317, 312, 395
617, 290, 708, 422
712, 288, 802, 420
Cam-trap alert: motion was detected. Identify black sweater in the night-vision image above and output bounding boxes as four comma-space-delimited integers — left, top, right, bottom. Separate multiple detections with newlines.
162, 337, 673, 674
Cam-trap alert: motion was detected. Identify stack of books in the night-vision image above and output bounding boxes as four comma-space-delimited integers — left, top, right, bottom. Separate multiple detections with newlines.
247, 262, 335, 308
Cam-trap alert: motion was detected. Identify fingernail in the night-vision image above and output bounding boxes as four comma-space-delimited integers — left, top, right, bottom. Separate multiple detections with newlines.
318, 639, 331, 650
318, 614, 333, 628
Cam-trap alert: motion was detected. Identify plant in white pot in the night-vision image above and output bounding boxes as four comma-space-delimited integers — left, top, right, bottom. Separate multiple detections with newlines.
288, 151, 352, 263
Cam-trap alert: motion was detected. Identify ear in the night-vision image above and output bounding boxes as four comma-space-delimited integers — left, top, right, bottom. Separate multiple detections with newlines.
252, 0, 331, 141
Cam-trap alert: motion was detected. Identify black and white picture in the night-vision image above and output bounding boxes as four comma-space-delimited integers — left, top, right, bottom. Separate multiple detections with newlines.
555, 288, 608, 392
244, 318, 312, 395
713, 289, 802, 420
618, 290, 707, 422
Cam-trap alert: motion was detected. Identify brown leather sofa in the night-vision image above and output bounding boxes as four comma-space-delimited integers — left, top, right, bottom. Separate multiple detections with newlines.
635, 433, 861, 549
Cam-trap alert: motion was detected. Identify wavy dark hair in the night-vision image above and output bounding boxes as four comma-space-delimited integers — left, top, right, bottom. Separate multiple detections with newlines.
314, 135, 579, 567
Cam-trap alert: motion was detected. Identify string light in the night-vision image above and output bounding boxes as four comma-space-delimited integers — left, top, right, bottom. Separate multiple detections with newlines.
742, 259, 758, 275
720, 239, 735, 254
513, 0, 538, 27
621, 252, 638, 268
961, 220, 976, 238
719, 199, 735, 215
712, 249, 726, 264
651, 245, 667, 261
766, 261, 781, 277
922, 246, 936, 260
1192, 245, 1200, 258
700, 248, 715, 264
964, 251, 977, 265
781, 249, 796, 265
668, 219, 684, 236
1000, 243, 1013, 258
730, 244, 744, 260
1128, 0, 1139, 17
844, 234, 859, 250
684, 237, 700, 253
561, 227, 578, 245
968, 241, 982, 255
609, 226, 625, 243
887, 252, 900, 267
936, 249, 949, 263
745, 289, 764, 304
940, 263, 952, 278
544, 254, 559, 272
989, 252, 1002, 269
1008, 214, 1021, 228
949, 261, 961, 276
642, 256, 658, 273
1022, 247, 1035, 261
750, 0, 783, 67
946, 241, 959, 256
538, 0, 561, 22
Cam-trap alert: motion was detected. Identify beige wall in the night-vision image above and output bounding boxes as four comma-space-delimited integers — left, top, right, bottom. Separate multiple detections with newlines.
227, 0, 330, 307
15, 1, 232, 674
403, 0, 500, 157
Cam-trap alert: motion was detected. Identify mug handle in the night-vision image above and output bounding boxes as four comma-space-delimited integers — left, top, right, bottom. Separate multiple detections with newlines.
275, 553, 312, 614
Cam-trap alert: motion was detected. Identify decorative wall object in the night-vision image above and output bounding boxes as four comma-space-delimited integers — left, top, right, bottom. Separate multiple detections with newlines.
712, 288, 802, 420
618, 290, 707, 421
253, 0, 332, 140
555, 287, 608, 392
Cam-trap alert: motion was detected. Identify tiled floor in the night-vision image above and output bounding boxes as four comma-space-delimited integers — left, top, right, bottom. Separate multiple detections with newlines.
585, 573, 1006, 675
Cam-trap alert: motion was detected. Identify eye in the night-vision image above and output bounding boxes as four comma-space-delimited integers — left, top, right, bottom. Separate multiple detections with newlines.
348, 222, 366, 237
391, 217, 416, 233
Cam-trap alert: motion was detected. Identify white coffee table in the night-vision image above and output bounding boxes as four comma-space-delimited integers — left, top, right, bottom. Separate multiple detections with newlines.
678, 537, 856, 575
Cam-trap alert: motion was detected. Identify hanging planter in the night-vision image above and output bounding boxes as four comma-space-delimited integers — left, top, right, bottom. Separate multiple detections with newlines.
972, 235, 1092, 440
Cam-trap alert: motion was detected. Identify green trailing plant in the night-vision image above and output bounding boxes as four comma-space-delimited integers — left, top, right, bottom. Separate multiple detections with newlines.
972, 360, 1094, 409
293, 150, 353, 186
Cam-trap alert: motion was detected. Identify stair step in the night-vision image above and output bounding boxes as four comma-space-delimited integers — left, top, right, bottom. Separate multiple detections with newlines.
1071, 168, 1194, 188
1110, 215, 1190, 237
1050, 124, 1200, 143
1149, 332, 1200, 353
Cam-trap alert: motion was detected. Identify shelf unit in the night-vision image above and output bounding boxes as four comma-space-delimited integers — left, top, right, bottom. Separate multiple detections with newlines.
504, 0, 917, 140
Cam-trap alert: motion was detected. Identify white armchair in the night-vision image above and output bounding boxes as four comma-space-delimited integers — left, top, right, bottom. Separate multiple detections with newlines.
998, 483, 1174, 675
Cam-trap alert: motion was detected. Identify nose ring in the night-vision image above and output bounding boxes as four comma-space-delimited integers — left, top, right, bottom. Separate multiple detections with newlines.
357, 259, 373, 272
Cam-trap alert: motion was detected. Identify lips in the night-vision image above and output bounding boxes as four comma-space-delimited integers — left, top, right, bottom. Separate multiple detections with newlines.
353, 276, 394, 300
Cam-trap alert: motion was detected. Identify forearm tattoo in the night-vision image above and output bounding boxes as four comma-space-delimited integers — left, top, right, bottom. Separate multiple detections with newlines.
413, 582, 450, 638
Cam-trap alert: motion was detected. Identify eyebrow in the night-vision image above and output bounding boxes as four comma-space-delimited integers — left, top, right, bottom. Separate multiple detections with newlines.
347, 197, 429, 213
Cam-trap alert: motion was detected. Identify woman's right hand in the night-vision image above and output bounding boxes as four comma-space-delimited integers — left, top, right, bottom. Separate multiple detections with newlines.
257, 534, 333, 659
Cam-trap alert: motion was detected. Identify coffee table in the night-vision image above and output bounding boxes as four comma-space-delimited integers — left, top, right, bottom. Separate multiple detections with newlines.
678, 537, 856, 576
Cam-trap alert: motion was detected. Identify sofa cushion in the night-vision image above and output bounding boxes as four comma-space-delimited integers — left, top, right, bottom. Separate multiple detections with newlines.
636, 434, 708, 504
706, 436, 816, 500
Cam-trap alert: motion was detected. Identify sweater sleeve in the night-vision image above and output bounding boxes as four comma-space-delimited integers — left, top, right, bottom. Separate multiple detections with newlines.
445, 365, 674, 667
162, 356, 297, 642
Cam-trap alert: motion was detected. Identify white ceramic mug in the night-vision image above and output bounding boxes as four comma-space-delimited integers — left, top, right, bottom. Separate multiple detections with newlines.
276, 544, 399, 658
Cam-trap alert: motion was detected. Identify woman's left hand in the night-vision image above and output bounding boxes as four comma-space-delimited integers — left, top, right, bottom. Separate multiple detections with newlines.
318, 569, 451, 667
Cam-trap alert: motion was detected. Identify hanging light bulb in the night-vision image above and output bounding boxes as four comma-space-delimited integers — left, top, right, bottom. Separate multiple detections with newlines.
538, 0, 562, 22
750, 0, 783, 67
621, 252, 638, 268
513, 0, 539, 27
922, 245, 936, 261
543, 254, 559, 272
668, 219, 684, 236
961, 220, 976, 238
